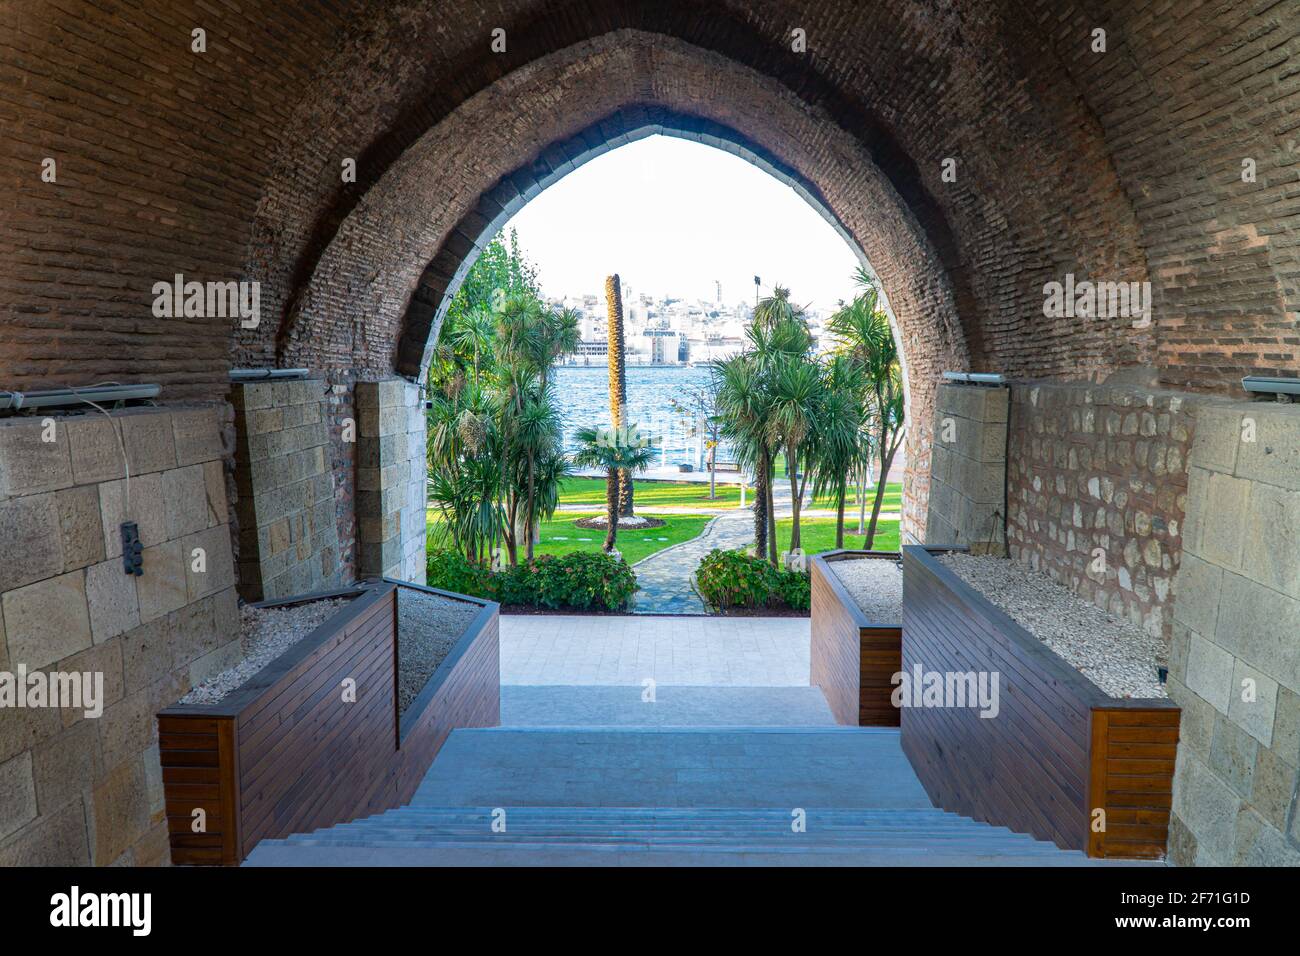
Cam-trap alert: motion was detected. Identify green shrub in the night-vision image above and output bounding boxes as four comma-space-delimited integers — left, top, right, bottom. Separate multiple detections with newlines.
425, 549, 498, 600
426, 548, 637, 611
773, 567, 812, 611
695, 548, 810, 612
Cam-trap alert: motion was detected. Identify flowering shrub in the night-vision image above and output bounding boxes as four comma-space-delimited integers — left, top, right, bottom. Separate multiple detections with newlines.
695, 548, 810, 612
426, 549, 637, 611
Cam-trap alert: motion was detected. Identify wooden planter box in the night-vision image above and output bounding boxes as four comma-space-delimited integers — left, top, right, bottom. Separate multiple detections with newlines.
156, 579, 499, 865
900, 546, 1179, 860
811, 550, 905, 726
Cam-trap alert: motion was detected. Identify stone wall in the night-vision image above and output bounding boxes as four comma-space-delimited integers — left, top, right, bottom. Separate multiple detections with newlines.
0, 405, 237, 865
925, 383, 1008, 554
1165, 400, 1300, 866
231, 379, 342, 601
356, 380, 426, 584
1007, 381, 1197, 646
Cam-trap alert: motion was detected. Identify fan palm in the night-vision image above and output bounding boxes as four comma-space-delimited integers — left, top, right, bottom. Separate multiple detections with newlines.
571, 424, 657, 552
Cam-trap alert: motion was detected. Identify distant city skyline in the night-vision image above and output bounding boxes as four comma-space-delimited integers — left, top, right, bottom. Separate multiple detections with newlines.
502, 135, 863, 313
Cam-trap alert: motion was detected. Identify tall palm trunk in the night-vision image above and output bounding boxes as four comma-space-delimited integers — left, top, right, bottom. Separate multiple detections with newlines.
605, 274, 634, 517
765, 453, 778, 566
524, 453, 537, 560
788, 450, 802, 555
835, 483, 847, 549
752, 456, 768, 558
603, 467, 619, 552
864, 429, 899, 549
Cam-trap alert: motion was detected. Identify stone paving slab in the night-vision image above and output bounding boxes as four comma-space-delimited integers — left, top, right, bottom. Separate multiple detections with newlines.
502, 685, 837, 726
499, 613, 810, 686
412, 728, 932, 808
630, 508, 755, 613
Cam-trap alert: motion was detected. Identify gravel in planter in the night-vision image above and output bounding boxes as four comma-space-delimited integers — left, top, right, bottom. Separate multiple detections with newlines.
397, 587, 483, 717
177, 598, 352, 706
829, 557, 903, 623
938, 553, 1166, 699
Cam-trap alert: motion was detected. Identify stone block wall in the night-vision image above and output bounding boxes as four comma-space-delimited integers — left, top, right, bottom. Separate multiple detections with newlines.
0, 405, 238, 865
1007, 381, 1197, 645
356, 379, 426, 584
925, 383, 1008, 554
231, 379, 342, 601
1165, 400, 1300, 867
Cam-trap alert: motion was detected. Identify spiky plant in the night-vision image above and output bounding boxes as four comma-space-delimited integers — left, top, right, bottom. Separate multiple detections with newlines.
604, 274, 634, 517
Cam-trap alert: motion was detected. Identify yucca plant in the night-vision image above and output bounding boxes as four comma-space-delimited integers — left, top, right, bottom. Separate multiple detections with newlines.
829, 267, 906, 549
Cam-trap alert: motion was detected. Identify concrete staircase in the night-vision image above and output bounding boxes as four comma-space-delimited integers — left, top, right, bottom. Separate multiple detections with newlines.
244, 726, 1124, 866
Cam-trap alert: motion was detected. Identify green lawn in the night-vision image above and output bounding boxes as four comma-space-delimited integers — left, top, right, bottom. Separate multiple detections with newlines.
558, 475, 903, 513
558, 477, 741, 507
426, 509, 713, 566
771, 515, 901, 556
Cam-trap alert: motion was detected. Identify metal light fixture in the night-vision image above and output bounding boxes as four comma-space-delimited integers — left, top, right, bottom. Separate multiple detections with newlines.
942, 372, 1006, 386
1242, 376, 1300, 401
230, 368, 310, 382
0, 384, 161, 412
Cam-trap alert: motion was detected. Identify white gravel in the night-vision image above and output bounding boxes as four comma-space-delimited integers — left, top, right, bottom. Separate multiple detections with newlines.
397, 587, 483, 716
938, 553, 1166, 699
828, 556, 903, 623
178, 598, 352, 705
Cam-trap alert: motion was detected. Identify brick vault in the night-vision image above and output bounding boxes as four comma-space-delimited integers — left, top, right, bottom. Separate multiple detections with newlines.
1, 0, 1299, 866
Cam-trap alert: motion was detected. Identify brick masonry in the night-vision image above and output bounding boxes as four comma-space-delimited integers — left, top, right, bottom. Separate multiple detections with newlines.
1007, 380, 1197, 646
231, 379, 342, 601
355, 379, 426, 584
925, 384, 1009, 555
3, 2, 1299, 552
1165, 400, 1300, 866
0, 406, 237, 865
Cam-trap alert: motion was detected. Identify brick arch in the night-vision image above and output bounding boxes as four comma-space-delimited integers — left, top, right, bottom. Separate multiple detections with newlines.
385, 106, 904, 381
256, 0, 977, 367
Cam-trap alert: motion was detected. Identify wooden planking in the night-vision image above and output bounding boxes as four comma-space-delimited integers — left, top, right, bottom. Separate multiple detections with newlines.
395, 599, 501, 803
1088, 706, 1179, 859
811, 551, 903, 727
157, 714, 239, 865
900, 546, 1178, 858
157, 580, 502, 865
859, 627, 902, 726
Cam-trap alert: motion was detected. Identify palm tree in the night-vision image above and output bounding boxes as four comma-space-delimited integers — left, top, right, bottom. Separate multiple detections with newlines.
571, 424, 657, 552
828, 268, 906, 549
766, 355, 825, 556
713, 353, 777, 565
811, 354, 866, 550
604, 274, 635, 518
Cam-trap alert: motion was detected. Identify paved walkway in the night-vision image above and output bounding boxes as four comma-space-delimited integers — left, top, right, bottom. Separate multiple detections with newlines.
502, 685, 837, 726
499, 613, 810, 685
629, 508, 754, 613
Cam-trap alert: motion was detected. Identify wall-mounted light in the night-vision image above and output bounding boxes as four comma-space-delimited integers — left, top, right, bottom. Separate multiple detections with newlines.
942, 372, 1006, 387
230, 368, 310, 382
0, 384, 161, 413
1242, 376, 1299, 401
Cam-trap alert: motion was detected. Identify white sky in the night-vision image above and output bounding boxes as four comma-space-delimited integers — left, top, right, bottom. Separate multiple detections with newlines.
502, 135, 862, 313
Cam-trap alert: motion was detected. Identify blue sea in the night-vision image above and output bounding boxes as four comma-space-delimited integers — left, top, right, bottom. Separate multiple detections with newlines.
552, 364, 729, 466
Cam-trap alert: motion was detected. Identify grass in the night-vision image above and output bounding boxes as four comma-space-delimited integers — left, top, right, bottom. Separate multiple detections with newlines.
426, 509, 713, 566
558, 475, 903, 513
770, 515, 902, 556
558, 477, 741, 507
